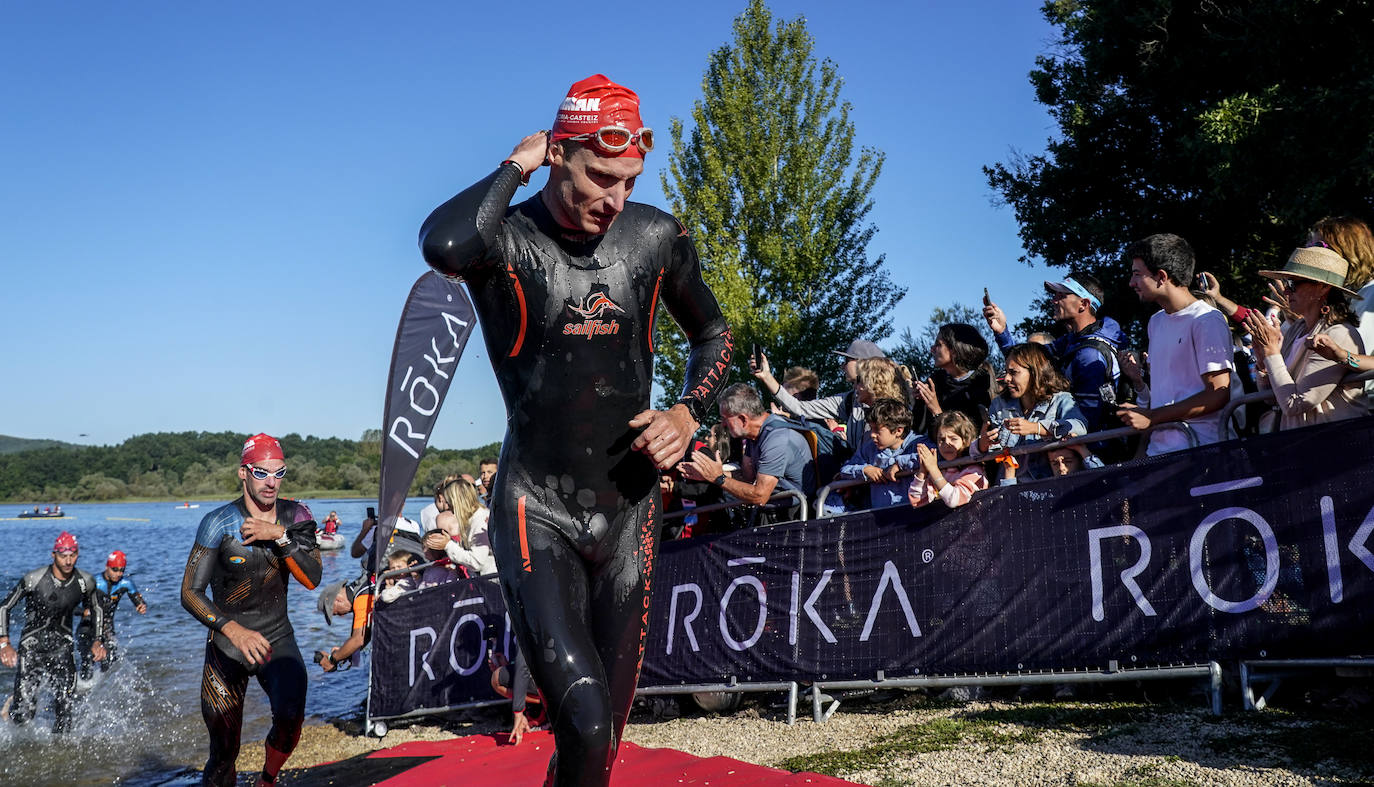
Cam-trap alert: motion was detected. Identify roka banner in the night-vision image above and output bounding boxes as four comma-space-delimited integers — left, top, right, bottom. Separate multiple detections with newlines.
369, 419, 1374, 717
375, 271, 476, 574
369, 576, 511, 718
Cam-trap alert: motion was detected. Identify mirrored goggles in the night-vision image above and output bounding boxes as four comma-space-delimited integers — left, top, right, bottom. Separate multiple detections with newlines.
245, 465, 287, 480
568, 125, 654, 155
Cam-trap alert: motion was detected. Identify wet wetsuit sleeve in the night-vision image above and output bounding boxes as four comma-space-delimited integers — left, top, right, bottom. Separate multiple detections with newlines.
182, 511, 230, 632
418, 164, 524, 277
281, 503, 323, 590
120, 577, 146, 608
0, 575, 28, 637
83, 573, 104, 642
662, 225, 733, 414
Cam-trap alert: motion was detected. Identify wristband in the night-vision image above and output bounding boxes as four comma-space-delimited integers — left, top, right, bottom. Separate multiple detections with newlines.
712, 473, 727, 487
501, 159, 531, 187
274, 533, 292, 548
1347, 350, 1360, 369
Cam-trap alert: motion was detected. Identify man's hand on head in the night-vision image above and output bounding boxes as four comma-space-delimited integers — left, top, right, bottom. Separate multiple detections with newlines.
629, 404, 698, 470
507, 131, 551, 177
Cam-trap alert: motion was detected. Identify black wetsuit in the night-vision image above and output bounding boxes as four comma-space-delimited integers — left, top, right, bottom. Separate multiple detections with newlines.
420, 162, 732, 786
180, 497, 321, 787
0, 565, 102, 732
77, 572, 145, 680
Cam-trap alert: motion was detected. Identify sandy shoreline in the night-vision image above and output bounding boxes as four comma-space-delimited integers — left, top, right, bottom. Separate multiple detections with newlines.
240, 689, 1374, 786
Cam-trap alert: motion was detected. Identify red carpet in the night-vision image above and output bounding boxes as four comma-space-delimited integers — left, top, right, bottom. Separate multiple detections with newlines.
349, 730, 868, 786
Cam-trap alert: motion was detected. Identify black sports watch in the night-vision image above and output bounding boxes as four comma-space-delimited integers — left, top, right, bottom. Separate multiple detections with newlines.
676, 396, 708, 425
712, 473, 727, 487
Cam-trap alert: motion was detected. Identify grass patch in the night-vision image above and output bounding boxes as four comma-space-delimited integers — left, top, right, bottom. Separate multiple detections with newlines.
1078, 760, 1200, 787
777, 717, 1038, 776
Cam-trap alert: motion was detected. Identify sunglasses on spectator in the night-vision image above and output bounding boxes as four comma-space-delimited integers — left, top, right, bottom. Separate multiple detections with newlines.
568, 126, 654, 155
245, 465, 287, 480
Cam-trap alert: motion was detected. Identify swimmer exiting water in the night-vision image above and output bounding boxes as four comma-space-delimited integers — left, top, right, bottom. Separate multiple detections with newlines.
180, 433, 322, 787
420, 74, 732, 786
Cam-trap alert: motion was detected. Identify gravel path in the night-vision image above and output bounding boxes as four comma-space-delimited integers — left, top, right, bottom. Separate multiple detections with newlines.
260, 692, 1373, 786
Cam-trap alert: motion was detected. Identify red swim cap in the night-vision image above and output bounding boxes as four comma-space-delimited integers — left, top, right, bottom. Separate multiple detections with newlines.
54, 531, 78, 553
107, 550, 127, 568
550, 74, 647, 159
241, 433, 284, 465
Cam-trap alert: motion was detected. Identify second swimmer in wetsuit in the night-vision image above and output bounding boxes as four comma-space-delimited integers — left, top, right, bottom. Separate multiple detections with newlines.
180, 433, 322, 787
78, 548, 147, 682
419, 74, 732, 786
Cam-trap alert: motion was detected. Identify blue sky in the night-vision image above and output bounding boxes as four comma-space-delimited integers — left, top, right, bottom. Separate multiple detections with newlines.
1, 1, 1061, 450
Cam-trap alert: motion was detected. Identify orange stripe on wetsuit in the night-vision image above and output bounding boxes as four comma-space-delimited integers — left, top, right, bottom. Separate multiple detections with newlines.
506, 261, 527, 357
518, 495, 531, 572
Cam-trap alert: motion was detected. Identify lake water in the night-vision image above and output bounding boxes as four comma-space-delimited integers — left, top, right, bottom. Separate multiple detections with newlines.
0, 497, 431, 787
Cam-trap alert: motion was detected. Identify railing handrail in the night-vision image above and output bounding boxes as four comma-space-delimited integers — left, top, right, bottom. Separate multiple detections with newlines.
662, 487, 808, 523
812, 420, 1198, 514
1220, 369, 1374, 440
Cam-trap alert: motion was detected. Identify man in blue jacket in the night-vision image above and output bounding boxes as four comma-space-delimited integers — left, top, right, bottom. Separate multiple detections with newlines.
983, 273, 1127, 432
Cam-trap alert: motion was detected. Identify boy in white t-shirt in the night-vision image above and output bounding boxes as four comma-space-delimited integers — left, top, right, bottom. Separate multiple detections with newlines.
1118, 233, 1235, 455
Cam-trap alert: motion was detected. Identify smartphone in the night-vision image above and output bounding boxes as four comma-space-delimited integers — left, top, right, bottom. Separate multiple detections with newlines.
983, 287, 991, 306
751, 343, 763, 369
366, 506, 376, 521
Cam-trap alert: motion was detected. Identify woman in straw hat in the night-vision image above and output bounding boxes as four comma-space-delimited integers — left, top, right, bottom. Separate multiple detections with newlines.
1241, 246, 1369, 429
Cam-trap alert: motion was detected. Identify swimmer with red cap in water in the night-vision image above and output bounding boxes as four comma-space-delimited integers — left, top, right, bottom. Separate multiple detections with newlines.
0, 531, 105, 732
77, 549, 148, 683
180, 433, 322, 787
420, 75, 731, 786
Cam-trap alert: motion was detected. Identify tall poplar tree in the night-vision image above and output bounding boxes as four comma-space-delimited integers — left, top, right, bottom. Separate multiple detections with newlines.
656, 0, 904, 400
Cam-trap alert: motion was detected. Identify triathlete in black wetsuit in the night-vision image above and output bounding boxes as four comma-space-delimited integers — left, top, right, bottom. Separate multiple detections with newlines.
419, 75, 732, 786
180, 434, 322, 787
0, 531, 105, 733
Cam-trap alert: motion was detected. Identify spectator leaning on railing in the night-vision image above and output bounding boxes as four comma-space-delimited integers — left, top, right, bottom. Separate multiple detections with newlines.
1118, 234, 1234, 455
974, 342, 1089, 481
1241, 247, 1370, 429
679, 383, 816, 526
836, 398, 931, 509
908, 410, 987, 508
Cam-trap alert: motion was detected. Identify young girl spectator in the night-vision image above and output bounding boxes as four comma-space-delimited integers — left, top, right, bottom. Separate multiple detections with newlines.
1242, 247, 1369, 429
909, 411, 987, 508
912, 323, 993, 438
836, 399, 929, 509
974, 343, 1089, 481
855, 357, 915, 410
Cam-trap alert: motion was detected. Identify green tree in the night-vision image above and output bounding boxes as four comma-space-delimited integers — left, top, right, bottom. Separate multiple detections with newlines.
986, 0, 1374, 335
657, 0, 905, 399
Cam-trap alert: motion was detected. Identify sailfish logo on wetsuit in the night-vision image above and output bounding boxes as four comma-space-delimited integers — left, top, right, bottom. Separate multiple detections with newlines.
563, 288, 626, 338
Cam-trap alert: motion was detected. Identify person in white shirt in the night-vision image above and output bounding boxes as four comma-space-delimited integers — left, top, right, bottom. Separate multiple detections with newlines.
1118, 233, 1235, 454
426, 477, 496, 577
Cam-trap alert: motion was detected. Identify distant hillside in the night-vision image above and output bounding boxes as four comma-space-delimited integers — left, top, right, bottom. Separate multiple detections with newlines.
0, 434, 80, 455
0, 430, 502, 502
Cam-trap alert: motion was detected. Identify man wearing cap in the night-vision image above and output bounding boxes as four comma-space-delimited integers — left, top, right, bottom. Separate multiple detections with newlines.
1119, 234, 1234, 454
77, 549, 147, 684
751, 338, 884, 458
0, 531, 105, 732
984, 272, 1129, 432
419, 74, 731, 785
313, 575, 373, 673
180, 433, 322, 787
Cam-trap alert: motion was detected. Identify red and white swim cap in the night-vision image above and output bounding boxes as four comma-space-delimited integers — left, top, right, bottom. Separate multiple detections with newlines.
107, 550, 127, 568
54, 531, 79, 553
550, 74, 647, 159
241, 433, 284, 465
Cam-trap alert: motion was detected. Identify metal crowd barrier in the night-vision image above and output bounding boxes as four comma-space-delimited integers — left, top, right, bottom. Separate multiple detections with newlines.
1239, 657, 1374, 711
661, 488, 809, 523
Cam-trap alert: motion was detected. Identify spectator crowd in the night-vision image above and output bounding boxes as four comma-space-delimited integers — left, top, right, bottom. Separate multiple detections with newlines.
657, 217, 1374, 534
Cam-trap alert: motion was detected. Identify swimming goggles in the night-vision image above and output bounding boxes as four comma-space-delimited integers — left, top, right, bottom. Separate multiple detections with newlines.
245, 465, 287, 480
568, 125, 654, 155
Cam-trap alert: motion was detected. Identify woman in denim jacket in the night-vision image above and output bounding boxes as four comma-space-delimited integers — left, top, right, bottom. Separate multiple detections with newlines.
972, 343, 1088, 481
